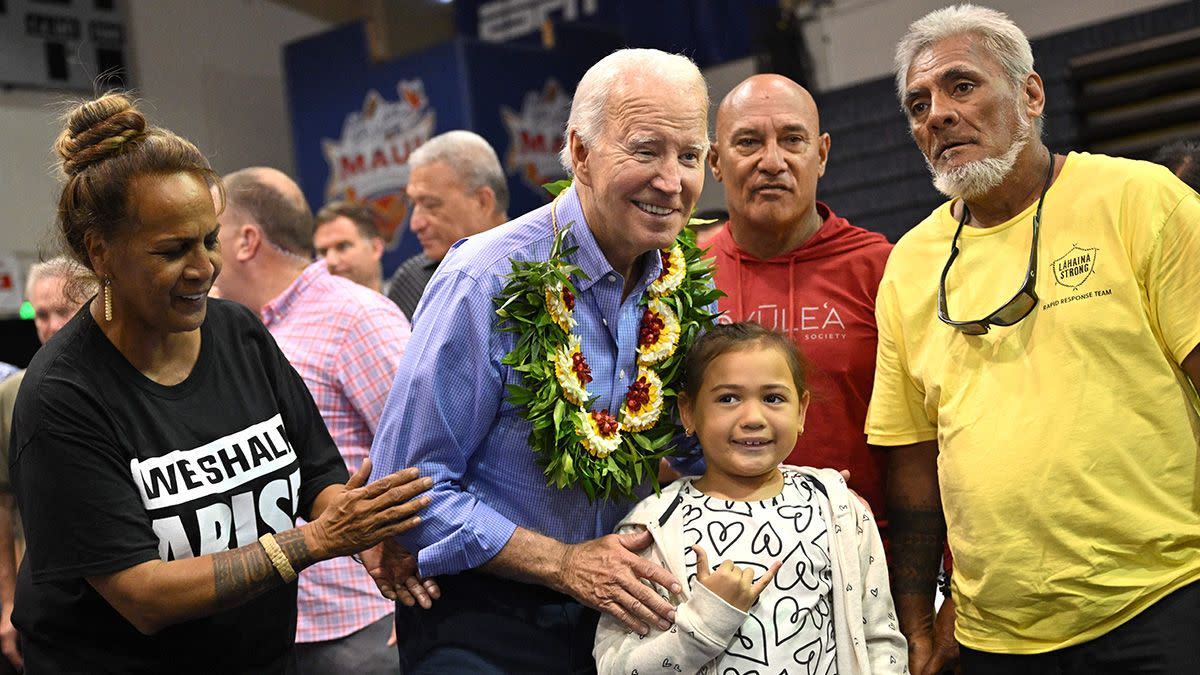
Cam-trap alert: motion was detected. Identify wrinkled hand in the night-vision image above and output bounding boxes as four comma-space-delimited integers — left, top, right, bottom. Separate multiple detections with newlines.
0, 601, 21, 670
557, 529, 681, 635
359, 538, 440, 608
693, 545, 780, 612
310, 460, 432, 559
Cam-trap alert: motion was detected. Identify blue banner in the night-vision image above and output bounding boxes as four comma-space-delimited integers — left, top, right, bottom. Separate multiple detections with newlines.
284, 23, 613, 274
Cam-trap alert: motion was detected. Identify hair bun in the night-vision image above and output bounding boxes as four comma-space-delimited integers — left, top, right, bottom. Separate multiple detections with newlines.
55, 93, 148, 176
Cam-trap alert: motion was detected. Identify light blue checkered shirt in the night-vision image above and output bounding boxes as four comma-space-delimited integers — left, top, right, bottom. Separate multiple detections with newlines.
370, 185, 685, 577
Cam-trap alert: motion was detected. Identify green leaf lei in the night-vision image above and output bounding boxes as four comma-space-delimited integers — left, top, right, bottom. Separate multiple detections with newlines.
494, 183, 722, 501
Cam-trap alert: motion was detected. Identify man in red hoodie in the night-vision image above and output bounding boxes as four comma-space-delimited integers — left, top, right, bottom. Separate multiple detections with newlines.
707, 73, 894, 525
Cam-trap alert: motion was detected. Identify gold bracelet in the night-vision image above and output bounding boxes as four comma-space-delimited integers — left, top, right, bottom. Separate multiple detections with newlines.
259, 533, 297, 583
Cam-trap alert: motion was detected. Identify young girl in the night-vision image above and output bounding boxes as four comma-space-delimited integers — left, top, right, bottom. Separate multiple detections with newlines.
594, 322, 907, 675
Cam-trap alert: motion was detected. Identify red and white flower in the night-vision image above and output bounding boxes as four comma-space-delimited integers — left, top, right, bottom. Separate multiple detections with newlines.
544, 282, 576, 334
620, 368, 664, 432
637, 299, 680, 366
552, 334, 591, 406
648, 244, 686, 297
575, 408, 622, 458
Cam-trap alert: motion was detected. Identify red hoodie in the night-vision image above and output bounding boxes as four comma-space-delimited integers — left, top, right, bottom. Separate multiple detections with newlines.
708, 202, 893, 525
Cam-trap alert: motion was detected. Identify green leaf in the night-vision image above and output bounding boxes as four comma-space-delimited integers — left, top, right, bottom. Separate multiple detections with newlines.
552, 399, 567, 433
631, 433, 653, 451
506, 387, 533, 407
543, 178, 573, 197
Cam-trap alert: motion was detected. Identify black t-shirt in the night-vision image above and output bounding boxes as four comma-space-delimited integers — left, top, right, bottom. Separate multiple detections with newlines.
9, 299, 348, 674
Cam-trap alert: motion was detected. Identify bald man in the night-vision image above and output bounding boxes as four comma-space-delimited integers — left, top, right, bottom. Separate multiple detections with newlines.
213, 167, 418, 673
707, 74, 894, 524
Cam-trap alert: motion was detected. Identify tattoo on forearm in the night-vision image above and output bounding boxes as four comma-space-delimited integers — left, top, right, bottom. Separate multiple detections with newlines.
887, 506, 945, 595
275, 529, 315, 570
211, 529, 315, 610
211, 544, 274, 610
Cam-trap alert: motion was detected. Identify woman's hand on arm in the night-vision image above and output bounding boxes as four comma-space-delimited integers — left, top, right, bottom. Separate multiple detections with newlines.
87, 459, 431, 635
359, 537, 440, 607
304, 460, 432, 558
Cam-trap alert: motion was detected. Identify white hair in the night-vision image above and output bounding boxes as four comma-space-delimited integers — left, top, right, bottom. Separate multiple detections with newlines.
26, 255, 91, 297
409, 130, 509, 213
896, 6, 1034, 93
559, 48, 709, 173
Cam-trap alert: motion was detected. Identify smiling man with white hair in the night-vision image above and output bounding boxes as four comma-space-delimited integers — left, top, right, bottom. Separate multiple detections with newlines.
868, 5, 1200, 674
369, 48, 710, 672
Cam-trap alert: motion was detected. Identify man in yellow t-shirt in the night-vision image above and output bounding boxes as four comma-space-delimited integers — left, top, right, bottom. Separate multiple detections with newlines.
871, 6, 1200, 675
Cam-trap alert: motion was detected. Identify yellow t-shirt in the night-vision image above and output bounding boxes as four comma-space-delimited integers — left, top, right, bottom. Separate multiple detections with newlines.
866, 152, 1200, 653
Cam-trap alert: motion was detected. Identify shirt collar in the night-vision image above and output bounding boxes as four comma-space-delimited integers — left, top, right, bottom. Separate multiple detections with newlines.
261, 261, 325, 326
556, 184, 664, 293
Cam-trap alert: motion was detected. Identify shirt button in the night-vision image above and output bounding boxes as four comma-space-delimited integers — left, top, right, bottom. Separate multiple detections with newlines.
607, 274, 617, 283
619, 370, 626, 380
601, 318, 608, 326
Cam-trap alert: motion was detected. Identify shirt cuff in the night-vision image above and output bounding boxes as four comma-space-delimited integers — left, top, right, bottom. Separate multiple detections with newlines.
681, 581, 749, 647
865, 428, 937, 446
413, 504, 518, 577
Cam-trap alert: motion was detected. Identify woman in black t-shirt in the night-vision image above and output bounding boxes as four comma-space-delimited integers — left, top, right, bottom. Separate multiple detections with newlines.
8, 93, 430, 673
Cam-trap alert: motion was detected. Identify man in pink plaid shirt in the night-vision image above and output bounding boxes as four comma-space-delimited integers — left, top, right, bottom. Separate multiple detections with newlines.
214, 167, 411, 673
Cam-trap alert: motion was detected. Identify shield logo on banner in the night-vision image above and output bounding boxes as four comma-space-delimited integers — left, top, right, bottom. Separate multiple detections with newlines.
1051, 244, 1099, 289
322, 81, 437, 247
500, 78, 572, 197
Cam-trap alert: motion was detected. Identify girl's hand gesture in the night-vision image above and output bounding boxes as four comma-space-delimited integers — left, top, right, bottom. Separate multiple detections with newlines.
693, 544, 781, 612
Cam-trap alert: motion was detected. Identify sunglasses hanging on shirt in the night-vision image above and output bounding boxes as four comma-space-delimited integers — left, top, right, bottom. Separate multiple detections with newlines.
937, 149, 1054, 335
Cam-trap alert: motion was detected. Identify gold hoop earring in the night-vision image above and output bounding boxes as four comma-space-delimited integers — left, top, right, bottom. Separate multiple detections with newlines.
103, 277, 113, 322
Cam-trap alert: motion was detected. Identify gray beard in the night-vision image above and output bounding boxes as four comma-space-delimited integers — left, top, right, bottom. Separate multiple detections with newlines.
927, 119, 1031, 200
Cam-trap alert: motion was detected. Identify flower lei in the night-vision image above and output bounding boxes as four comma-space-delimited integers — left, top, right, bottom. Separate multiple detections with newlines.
494, 182, 722, 501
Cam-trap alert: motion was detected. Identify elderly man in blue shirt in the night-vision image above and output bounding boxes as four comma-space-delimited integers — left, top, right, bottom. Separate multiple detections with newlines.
369, 48, 710, 673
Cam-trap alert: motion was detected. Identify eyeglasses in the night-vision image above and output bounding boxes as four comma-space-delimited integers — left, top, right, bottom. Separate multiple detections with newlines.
937, 150, 1054, 335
